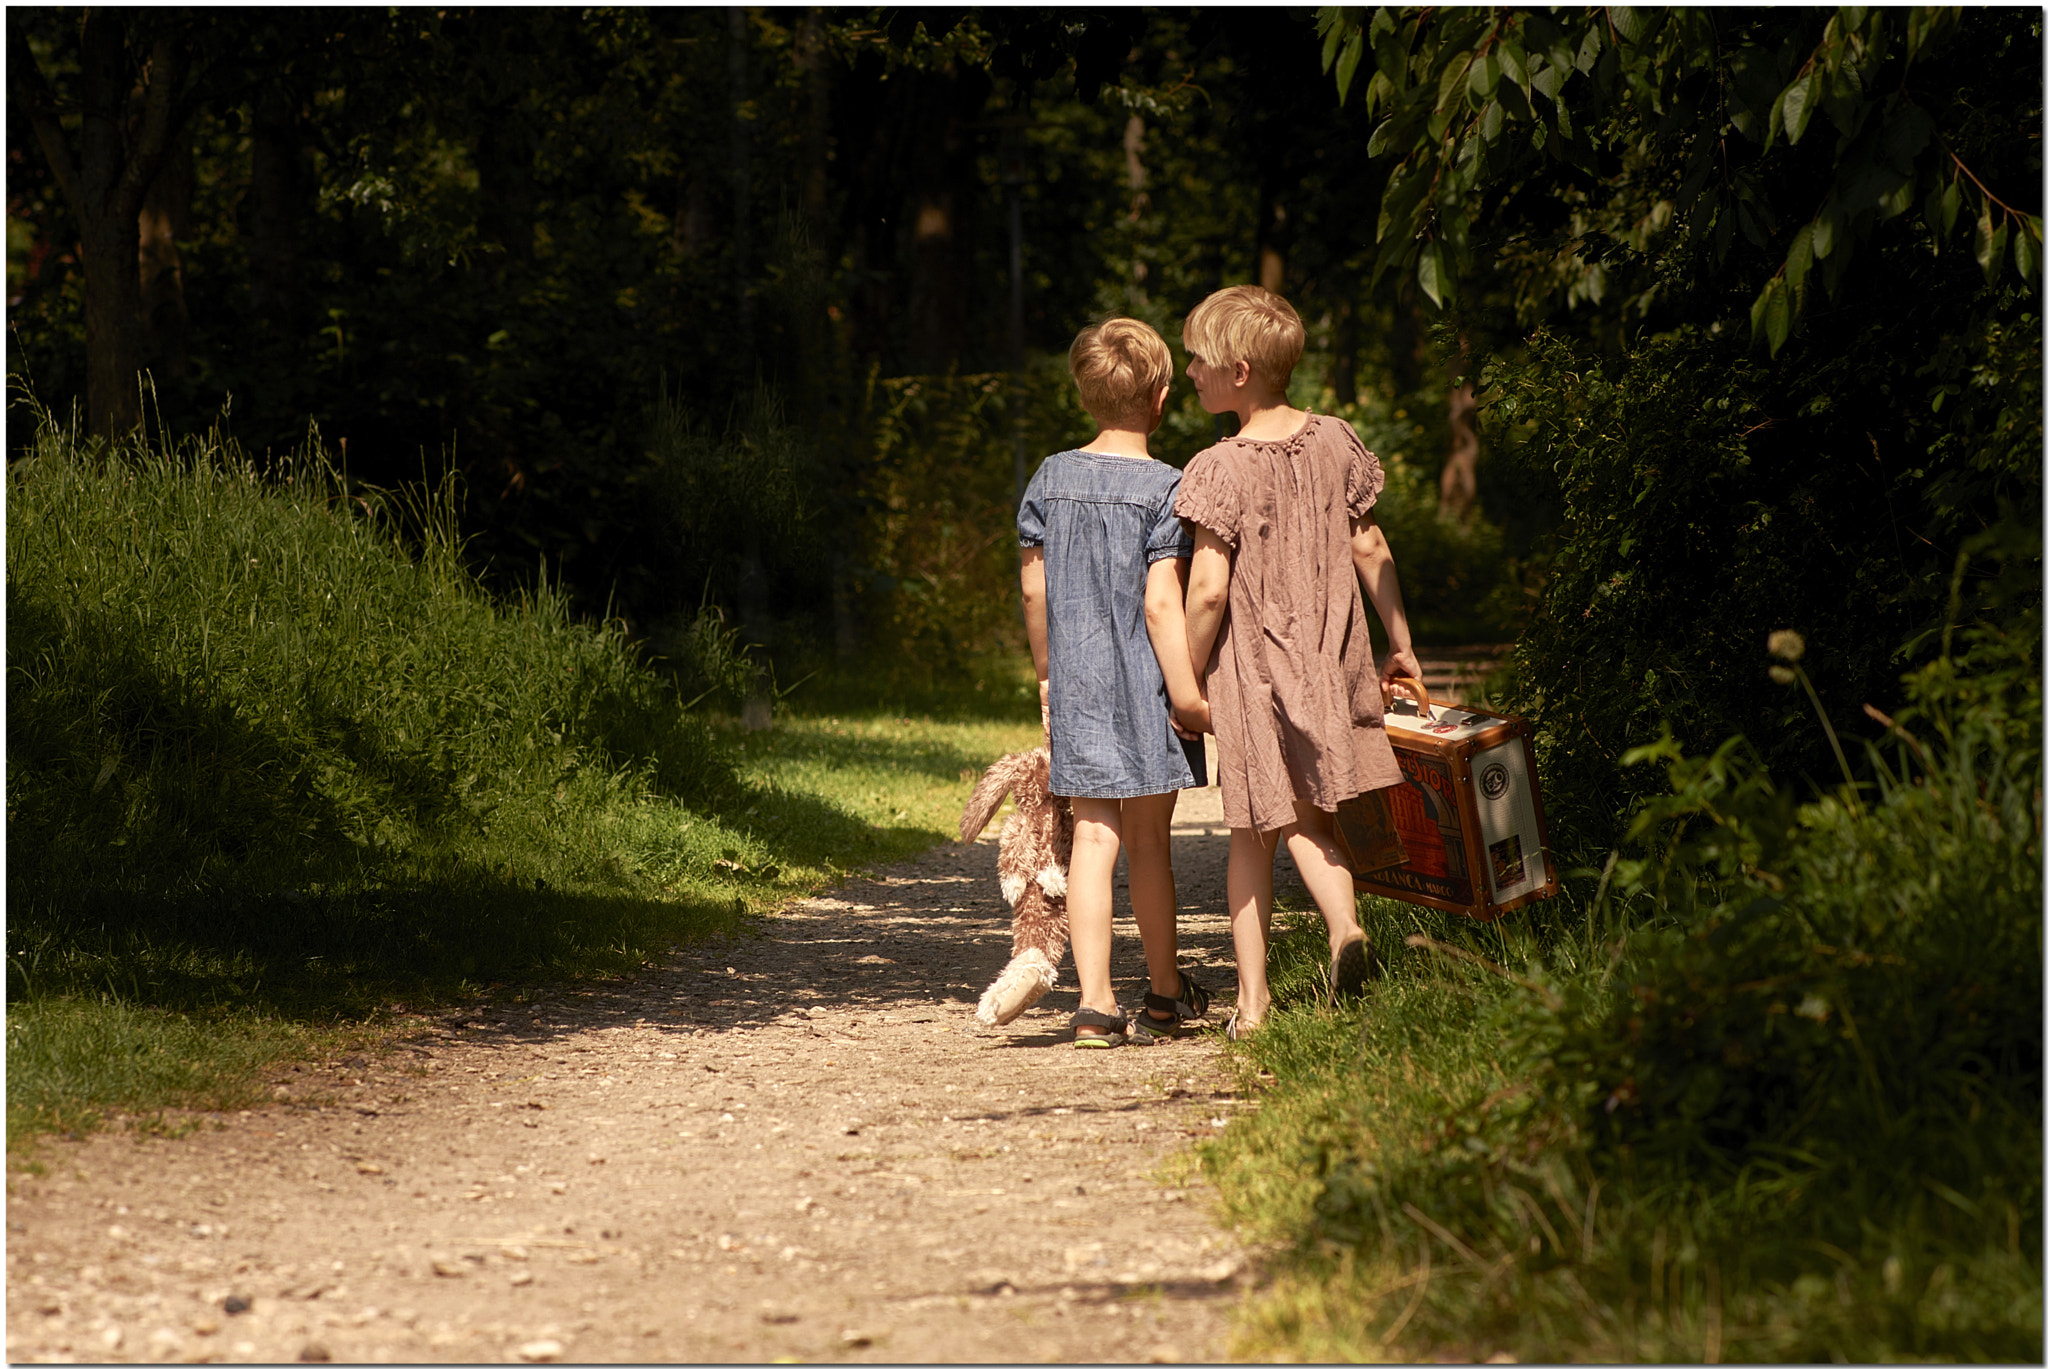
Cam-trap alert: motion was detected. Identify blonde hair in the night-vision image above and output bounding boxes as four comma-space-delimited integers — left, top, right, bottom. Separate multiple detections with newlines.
1068, 317, 1173, 427
1181, 285, 1305, 389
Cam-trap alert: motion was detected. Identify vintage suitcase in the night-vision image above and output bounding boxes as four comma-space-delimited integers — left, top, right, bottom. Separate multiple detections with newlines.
1353, 678, 1560, 921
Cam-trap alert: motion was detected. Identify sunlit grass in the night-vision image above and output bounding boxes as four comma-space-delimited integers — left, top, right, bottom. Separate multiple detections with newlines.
1201, 658, 2043, 1362
4, 403, 1042, 1152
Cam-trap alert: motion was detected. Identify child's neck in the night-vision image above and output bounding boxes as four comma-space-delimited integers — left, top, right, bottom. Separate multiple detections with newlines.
1231, 385, 1307, 442
1079, 425, 1152, 459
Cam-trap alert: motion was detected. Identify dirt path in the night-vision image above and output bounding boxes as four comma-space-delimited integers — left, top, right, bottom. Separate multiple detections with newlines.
7, 768, 1309, 1364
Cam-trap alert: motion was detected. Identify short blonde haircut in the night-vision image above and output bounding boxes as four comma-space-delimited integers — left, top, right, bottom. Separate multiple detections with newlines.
1181, 285, 1305, 389
1069, 317, 1173, 427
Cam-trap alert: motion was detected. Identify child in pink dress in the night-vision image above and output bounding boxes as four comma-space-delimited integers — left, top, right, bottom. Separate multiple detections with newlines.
1173, 285, 1422, 1038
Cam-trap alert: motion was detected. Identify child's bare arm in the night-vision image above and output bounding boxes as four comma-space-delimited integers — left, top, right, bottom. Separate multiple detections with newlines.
1144, 557, 1209, 735
1185, 527, 1233, 679
1021, 547, 1050, 732
1350, 512, 1422, 687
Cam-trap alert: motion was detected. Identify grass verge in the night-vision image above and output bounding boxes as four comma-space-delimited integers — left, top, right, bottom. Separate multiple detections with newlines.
6, 402, 1038, 1149
1200, 635, 2041, 1361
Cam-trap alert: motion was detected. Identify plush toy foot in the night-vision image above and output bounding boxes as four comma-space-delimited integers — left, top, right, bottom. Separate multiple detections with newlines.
975, 949, 1058, 1026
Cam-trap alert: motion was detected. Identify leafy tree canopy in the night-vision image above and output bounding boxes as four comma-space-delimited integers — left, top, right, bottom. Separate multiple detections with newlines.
1318, 5, 2041, 349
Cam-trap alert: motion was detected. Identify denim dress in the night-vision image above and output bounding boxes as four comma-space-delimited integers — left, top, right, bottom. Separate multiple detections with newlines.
1019, 450, 1205, 799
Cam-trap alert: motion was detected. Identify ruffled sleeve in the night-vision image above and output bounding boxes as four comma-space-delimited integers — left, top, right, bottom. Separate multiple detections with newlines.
1340, 420, 1386, 520
1016, 464, 1047, 547
1173, 450, 1241, 549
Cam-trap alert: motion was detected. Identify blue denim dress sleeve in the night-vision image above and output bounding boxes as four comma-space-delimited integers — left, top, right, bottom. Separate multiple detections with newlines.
1145, 487, 1196, 563
1033, 451, 1201, 800
1017, 466, 1048, 547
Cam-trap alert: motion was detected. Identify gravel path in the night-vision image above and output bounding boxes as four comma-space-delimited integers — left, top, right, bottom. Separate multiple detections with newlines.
7, 766, 1308, 1364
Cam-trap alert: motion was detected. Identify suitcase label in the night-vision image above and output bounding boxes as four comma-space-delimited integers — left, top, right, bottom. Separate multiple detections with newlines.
1375, 750, 1474, 907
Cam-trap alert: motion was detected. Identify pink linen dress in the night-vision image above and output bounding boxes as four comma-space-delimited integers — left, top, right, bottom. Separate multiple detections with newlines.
1174, 413, 1405, 834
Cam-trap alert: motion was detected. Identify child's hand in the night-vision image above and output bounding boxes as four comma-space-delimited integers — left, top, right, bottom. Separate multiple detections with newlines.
1380, 647, 1424, 692
1172, 697, 1212, 737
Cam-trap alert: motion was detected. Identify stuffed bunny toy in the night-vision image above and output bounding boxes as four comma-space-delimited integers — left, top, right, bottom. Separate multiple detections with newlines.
957, 747, 1074, 1026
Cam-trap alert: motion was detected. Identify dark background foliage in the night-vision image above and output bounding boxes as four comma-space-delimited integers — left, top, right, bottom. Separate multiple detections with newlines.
10, 5, 2040, 852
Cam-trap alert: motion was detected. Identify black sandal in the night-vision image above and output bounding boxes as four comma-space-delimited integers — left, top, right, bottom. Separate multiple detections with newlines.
1070, 1007, 1128, 1049
1147, 967, 1212, 1022
1133, 968, 1210, 1044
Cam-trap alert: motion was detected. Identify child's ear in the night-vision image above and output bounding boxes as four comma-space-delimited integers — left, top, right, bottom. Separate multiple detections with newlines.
1232, 359, 1252, 388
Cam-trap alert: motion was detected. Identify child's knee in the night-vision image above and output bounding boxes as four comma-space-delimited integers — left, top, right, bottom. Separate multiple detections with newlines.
1071, 821, 1121, 859
1122, 815, 1172, 860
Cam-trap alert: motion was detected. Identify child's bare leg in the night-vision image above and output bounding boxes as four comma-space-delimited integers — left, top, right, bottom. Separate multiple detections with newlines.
1281, 800, 1365, 957
1120, 791, 1182, 1019
1226, 825, 1280, 1027
1067, 797, 1125, 1025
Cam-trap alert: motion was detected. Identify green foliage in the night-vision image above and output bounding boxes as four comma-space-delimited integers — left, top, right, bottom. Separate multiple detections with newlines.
1312, 398, 1515, 644
1318, 6, 2042, 339
5, 400, 755, 1005
1481, 267, 2039, 855
1209, 640, 2042, 1361
5, 398, 1047, 1141
845, 370, 1034, 689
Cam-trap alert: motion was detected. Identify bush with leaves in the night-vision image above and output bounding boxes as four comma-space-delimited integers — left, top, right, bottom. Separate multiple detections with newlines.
1305, 7, 2042, 857
1291, 619, 2040, 1360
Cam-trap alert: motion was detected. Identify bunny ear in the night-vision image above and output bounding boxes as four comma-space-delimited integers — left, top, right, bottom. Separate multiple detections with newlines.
959, 752, 1027, 841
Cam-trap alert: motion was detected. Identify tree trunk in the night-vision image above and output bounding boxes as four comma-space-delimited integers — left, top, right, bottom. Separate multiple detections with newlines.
728, 7, 754, 357
1331, 295, 1359, 407
1440, 336, 1479, 519
12, 10, 189, 438
79, 11, 142, 435
138, 143, 191, 381
1123, 115, 1149, 305
1257, 195, 1287, 295
246, 92, 305, 333
1441, 382, 1479, 518
796, 9, 830, 227
83, 212, 146, 436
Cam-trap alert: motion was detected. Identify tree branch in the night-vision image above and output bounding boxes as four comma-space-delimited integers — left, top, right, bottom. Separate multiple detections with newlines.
1945, 144, 2031, 223
112, 31, 188, 223
8, 15, 84, 214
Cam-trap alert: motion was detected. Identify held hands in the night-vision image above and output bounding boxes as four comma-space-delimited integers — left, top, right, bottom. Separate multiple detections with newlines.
1171, 694, 1212, 739
1039, 678, 1051, 743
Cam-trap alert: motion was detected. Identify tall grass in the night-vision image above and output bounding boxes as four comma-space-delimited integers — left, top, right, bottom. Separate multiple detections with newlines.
6, 402, 1038, 1143
1204, 625, 2041, 1361
9, 403, 742, 999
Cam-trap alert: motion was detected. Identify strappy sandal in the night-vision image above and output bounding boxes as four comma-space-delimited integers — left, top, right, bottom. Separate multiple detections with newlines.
1131, 967, 1212, 1044
1130, 1008, 1176, 1045
1157, 966, 1212, 1021
1070, 1007, 1128, 1049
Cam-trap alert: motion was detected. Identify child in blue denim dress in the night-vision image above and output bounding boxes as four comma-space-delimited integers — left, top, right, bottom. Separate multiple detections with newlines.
1018, 318, 1213, 1048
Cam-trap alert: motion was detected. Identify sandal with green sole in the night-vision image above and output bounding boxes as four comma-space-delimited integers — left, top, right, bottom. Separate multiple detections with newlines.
1070, 1007, 1128, 1049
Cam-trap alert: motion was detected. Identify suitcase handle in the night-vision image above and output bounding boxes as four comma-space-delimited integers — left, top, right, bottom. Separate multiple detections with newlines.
1381, 674, 1433, 719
